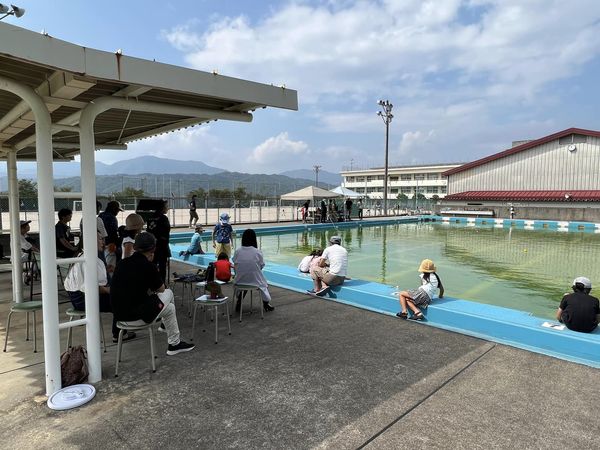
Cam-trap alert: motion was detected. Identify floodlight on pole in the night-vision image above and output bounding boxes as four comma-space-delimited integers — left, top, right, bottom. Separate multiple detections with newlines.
0, 4, 26, 20
313, 165, 322, 188
377, 99, 393, 215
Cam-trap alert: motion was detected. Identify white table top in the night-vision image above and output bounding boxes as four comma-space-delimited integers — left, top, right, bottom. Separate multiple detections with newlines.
195, 295, 229, 303
196, 280, 226, 286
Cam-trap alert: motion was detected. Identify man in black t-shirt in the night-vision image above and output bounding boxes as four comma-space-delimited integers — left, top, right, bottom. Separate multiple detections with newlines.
556, 277, 600, 333
56, 208, 78, 257
189, 194, 198, 228
111, 232, 194, 355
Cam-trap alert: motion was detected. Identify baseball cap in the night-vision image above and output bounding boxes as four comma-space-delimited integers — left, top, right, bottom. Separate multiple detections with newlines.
107, 200, 124, 212
20, 220, 32, 227
220, 213, 230, 224
573, 277, 592, 289
329, 235, 342, 245
134, 232, 156, 252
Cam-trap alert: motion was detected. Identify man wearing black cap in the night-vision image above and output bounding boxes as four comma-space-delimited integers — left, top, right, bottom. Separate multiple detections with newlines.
309, 235, 348, 296
556, 277, 599, 333
110, 232, 194, 354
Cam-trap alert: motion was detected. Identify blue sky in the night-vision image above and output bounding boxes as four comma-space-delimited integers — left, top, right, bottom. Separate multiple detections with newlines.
7, 0, 600, 174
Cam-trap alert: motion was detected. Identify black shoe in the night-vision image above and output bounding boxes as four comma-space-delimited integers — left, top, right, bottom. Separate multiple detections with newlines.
113, 331, 136, 343
315, 287, 330, 297
263, 303, 275, 312
167, 341, 195, 356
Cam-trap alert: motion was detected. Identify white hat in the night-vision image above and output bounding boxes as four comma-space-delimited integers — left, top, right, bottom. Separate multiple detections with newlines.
573, 277, 592, 289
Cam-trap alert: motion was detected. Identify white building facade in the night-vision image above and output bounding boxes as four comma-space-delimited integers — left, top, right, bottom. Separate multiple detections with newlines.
441, 128, 600, 221
340, 163, 463, 200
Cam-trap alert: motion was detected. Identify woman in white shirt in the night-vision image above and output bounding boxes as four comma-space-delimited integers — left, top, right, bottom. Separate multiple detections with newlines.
233, 229, 274, 312
396, 259, 444, 321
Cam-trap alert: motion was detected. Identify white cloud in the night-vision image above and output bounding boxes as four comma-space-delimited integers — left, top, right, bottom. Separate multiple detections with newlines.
162, 1, 600, 104
247, 132, 311, 173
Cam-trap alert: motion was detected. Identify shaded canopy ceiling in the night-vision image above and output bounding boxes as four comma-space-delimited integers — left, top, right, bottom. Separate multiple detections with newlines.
0, 22, 298, 161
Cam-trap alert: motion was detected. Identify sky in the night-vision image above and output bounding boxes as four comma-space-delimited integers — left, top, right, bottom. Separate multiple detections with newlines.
6, 0, 600, 174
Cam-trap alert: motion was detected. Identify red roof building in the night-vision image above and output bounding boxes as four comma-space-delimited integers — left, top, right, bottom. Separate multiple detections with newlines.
440, 128, 600, 221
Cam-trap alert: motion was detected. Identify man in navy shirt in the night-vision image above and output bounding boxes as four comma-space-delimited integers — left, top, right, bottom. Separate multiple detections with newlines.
556, 277, 600, 333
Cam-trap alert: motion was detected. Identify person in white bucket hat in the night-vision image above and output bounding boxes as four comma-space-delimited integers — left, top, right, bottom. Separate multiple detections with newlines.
212, 212, 234, 258
556, 276, 599, 333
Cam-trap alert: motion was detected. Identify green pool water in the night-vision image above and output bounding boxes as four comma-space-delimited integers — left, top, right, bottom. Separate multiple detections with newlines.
234, 223, 600, 319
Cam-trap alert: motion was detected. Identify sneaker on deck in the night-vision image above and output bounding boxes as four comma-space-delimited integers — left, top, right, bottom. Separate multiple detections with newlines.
167, 341, 195, 356
315, 287, 330, 297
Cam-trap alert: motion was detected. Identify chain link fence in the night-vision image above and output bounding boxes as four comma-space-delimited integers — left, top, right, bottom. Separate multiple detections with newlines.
0, 194, 437, 234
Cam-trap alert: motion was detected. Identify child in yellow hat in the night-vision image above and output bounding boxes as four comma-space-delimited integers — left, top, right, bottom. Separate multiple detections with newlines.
396, 259, 444, 321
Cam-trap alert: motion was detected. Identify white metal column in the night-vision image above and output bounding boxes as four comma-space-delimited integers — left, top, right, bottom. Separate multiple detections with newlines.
0, 75, 61, 395
7, 149, 23, 303
78, 109, 102, 383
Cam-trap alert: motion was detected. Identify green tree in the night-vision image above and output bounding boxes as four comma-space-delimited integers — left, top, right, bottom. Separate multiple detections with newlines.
113, 187, 145, 201
54, 185, 73, 192
18, 179, 37, 198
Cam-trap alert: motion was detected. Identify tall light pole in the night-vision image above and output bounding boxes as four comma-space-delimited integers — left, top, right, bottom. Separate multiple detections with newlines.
377, 100, 393, 215
313, 165, 322, 188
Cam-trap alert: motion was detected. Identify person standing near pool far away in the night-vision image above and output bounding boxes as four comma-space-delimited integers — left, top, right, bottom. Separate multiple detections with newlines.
320, 199, 327, 223
189, 194, 199, 228
345, 197, 353, 221
309, 235, 348, 296
509, 205, 515, 219
396, 259, 444, 321
212, 212, 234, 258
357, 198, 364, 220
556, 277, 599, 333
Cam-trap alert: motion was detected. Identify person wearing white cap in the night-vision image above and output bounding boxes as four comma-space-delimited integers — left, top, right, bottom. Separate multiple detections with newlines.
556, 277, 599, 333
309, 235, 348, 296
19, 220, 38, 260
212, 212, 234, 258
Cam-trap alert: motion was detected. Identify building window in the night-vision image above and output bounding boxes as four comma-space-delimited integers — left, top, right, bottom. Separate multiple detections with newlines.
440, 186, 447, 194
427, 173, 439, 180
559, 134, 588, 145
415, 174, 425, 180
391, 188, 398, 194
401, 187, 412, 194
366, 176, 373, 182
356, 177, 364, 182
400, 174, 412, 180
346, 176, 355, 182
376, 175, 384, 180
389, 176, 398, 181
426, 187, 437, 193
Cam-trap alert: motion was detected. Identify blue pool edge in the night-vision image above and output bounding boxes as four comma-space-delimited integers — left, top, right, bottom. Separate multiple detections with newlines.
169, 218, 600, 369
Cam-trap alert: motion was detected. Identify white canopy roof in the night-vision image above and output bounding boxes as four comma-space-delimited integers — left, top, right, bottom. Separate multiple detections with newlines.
280, 185, 341, 200
330, 186, 362, 198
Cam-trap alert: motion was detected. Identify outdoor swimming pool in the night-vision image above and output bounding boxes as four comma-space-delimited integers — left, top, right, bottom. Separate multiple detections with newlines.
174, 221, 600, 319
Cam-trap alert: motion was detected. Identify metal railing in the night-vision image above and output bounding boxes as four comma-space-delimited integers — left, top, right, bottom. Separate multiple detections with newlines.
0, 195, 438, 233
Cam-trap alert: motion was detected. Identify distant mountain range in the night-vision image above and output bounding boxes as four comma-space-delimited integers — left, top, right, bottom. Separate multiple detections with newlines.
0, 156, 342, 193
279, 169, 341, 186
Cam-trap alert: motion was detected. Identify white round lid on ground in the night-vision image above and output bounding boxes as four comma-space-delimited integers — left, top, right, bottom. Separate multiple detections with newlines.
47, 384, 96, 411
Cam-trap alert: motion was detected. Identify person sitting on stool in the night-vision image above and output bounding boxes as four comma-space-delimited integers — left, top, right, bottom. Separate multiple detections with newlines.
110, 232, 194, 355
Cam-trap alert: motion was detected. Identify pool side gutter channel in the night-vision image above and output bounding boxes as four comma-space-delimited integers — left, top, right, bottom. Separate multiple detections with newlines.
171, 218, 600, 369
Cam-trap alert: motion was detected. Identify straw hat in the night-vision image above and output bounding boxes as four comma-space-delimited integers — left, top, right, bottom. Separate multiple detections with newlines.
418, 259, 436, 273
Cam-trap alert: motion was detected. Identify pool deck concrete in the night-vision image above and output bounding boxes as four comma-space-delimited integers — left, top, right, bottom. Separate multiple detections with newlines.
1, 257, 599, 449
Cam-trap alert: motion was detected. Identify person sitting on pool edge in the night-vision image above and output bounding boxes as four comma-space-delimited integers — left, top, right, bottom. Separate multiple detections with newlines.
556, 277, 599, 333
179, 224, 205, 257
396, 259, 444, 321
309, 236, 348, 296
